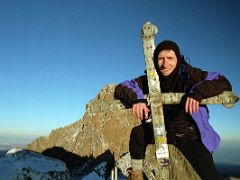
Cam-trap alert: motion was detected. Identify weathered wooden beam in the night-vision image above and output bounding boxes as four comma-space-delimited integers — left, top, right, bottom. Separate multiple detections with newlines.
86, 91, 239, 114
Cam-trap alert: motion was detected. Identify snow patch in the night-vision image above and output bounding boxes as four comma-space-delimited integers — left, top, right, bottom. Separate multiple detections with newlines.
0, 148, 70, 179
6, 147, 22, 154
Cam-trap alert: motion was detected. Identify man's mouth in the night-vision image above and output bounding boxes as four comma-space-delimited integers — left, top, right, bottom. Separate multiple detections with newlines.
161, 68, 170, 72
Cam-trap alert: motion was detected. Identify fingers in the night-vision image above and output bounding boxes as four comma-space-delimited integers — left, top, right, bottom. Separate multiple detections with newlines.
185, 97, 189, 114
132, 103, 141, 119
185, 97, 199, 115
194, 100, 199, 113
132, 103, 150, 120
144, 106, 150, 119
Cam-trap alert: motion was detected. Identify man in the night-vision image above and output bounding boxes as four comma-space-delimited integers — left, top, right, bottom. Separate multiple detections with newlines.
114, 40, 232, 180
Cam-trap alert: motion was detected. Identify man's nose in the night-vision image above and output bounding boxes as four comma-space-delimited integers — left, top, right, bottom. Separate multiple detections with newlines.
162, 58, 168, 66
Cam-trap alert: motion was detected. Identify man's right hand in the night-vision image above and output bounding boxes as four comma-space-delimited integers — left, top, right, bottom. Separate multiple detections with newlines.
132, 102, 150, 120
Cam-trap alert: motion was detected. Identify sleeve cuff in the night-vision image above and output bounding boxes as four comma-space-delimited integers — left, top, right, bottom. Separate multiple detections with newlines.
132, 99, 148, 105
186, 93, 203, 103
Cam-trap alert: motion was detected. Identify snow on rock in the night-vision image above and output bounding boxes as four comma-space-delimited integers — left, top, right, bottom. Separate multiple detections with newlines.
6, 147, 22, 154
81, 162, 107, 180
0, 148, 70, 180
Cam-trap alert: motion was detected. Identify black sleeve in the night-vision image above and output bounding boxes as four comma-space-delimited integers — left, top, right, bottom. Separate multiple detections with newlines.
186, 64, 232, 102
114, 75, 148, 105
190, 76, 232, 102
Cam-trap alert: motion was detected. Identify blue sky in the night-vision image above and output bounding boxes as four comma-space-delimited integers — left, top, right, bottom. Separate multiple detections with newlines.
0, 0, 239, 143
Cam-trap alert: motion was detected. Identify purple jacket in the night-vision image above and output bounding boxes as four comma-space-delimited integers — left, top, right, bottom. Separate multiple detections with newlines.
191, 72, 228, 153
114, 62, 232, 153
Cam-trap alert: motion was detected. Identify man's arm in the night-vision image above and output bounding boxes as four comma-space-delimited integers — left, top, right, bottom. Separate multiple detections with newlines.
114, 75, 148, 104
190, 75, 232, 101
185, 64, 232, 114
187, 69, 232, 102
114, 75, 150, 120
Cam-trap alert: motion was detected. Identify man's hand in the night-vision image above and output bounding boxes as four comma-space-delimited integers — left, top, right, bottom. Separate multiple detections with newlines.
132, 102, 150, 120
185, 97, 199, 115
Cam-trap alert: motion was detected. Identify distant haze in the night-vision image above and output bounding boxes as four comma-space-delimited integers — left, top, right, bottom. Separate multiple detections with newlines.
214, 139, 240, 165
0, 134, 38, 150
0, 133, 239, 166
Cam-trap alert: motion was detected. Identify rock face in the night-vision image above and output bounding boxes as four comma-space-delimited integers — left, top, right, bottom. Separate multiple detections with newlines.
27, 84, 200, 179
116, 145, 200, 180
0, 148, 70, 180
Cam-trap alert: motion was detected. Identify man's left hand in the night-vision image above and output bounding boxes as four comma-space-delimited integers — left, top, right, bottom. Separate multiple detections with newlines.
185, 97, 199, 115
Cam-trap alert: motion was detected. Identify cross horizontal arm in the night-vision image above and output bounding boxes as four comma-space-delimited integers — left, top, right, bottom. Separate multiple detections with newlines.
86, 91, 239, 114
148, 91, 239, 108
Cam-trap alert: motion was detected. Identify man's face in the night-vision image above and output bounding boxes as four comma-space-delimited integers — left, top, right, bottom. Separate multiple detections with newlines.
157, 50, 178, 76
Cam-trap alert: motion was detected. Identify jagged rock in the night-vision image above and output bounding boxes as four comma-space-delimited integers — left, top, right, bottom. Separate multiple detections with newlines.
27, 84, 200, 179
0, 148, 70, 180
27, 84, 136, 174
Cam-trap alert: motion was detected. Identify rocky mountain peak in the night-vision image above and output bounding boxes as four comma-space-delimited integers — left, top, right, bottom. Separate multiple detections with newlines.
27, 84, 200, 179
